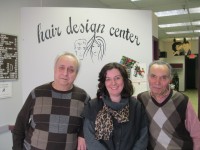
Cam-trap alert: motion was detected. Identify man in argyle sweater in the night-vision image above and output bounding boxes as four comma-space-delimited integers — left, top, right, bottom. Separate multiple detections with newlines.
12, 52, 90, 150
138, 60, 200, 150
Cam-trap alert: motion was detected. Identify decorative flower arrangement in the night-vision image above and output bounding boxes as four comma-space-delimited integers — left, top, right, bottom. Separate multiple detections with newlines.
120, 56, 137, 78
120, 56, 136, 69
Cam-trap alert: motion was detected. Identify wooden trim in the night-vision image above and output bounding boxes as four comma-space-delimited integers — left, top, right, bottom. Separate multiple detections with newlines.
170, 63, 183, 69
198, 37, 200, 119
153, 36, 159, 60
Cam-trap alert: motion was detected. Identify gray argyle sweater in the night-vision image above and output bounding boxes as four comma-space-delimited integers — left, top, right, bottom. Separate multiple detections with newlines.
137, 90, 193, 150
12, 82, 90, 150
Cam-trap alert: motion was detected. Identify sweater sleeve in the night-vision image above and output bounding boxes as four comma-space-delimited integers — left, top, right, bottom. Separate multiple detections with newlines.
83, 118, 107, 150
79, 94, 91, 138
132, 103, 149, 150
77, 119, 84, 138
12, 92, 34, 150
185, 100, 200, 150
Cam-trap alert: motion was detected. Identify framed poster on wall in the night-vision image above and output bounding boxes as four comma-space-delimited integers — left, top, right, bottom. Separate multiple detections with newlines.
0, 33, 18, 80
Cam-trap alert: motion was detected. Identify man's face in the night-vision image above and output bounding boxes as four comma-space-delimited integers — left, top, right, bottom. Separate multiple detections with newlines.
54, 55, 78, 90
148, 64, 171, 97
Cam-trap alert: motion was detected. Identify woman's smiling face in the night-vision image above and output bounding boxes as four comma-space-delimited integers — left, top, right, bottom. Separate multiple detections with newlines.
105, 68, 124, 102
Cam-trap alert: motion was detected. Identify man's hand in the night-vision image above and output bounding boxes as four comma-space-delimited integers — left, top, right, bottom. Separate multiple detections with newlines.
77, 137, 86, 150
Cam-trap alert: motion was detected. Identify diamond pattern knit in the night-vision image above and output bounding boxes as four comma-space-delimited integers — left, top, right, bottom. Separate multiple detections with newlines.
137, 90, 193, 150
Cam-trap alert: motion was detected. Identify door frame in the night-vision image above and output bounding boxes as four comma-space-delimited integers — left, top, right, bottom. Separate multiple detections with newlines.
198, 37, 200, 119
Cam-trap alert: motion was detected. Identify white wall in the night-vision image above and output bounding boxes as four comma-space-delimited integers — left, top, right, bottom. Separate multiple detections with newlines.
21, 7, 152, 101
152, 13, 158, 38
0, 1, 24, 149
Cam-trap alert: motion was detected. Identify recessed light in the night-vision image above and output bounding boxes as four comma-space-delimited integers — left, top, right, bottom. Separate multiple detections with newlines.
166, 31, 193, 34
189, 7, 200, 13
155, 7, 200, 17
130, 0, 140, 1
155, 9, 187, 17
159, 21, 200, 28
159, 22, 191, 28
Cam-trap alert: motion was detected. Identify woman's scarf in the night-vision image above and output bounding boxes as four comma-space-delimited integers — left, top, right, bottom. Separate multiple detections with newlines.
95, 96, 129, 140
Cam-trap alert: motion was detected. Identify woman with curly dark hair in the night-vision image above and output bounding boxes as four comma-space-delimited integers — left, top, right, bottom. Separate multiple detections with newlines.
83, 62, 148, 150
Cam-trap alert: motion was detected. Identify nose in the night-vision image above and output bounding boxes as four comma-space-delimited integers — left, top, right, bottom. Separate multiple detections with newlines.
111, 79, 117, 85
63, 69, 69, 76
155, 78, 161, 85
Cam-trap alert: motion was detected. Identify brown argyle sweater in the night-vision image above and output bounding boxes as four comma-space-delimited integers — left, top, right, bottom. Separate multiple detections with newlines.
137, 90, 193, 150
12, 82, 90, 150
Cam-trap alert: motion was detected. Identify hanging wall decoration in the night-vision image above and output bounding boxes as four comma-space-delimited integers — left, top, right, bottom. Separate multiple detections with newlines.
172, 37, 192, 56
120, 55, 148, 96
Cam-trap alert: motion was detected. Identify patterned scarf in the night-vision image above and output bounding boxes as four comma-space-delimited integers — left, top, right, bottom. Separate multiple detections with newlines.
95, 104, 129, 140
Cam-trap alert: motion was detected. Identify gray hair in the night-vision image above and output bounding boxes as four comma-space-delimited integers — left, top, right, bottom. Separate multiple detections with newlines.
148, 60, 172, 79
54, 51, 80, 73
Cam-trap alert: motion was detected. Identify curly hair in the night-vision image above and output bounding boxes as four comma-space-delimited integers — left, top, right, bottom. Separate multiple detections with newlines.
97, 62, 134, 99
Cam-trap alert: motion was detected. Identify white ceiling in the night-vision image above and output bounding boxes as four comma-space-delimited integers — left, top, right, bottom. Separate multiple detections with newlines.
36, 0, 200, 41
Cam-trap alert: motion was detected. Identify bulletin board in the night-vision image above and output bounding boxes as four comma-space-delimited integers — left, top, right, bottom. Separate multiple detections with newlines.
0, 33, 18, 79
21, 7, 152, 100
